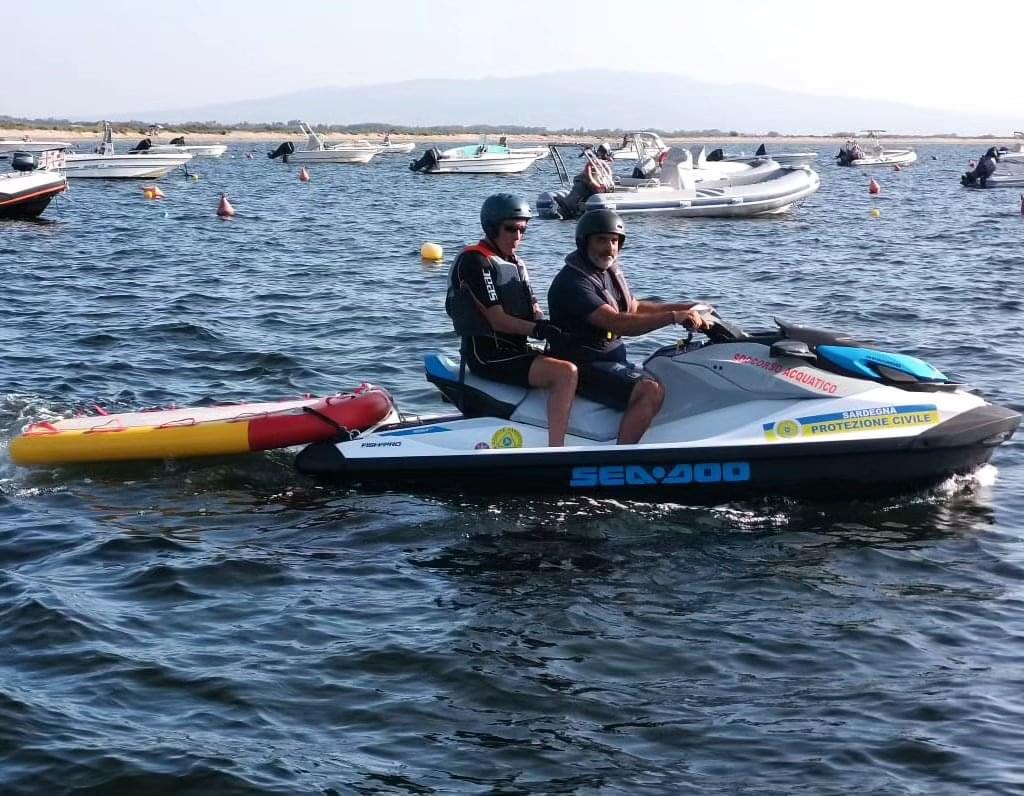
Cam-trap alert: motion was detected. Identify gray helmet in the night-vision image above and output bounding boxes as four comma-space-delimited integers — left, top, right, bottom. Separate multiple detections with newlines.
575, 209, 626, 252
480, 193, 533, 238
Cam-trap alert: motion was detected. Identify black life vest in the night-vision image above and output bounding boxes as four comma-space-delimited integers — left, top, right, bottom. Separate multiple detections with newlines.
445, 241, 535, 337
550, 251, 634, 361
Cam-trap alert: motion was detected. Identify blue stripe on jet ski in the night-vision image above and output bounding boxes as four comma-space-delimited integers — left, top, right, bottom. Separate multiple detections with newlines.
763, 404, 938, 432
379, 426, 452, 437
794, 404, 938, 426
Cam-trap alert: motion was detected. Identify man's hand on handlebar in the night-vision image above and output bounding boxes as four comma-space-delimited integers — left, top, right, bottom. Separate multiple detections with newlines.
673, 308, 711, 331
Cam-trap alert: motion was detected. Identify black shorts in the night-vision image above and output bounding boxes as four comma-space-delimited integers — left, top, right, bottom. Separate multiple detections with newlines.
463, 337, 537, 387
577, 360, 646, 411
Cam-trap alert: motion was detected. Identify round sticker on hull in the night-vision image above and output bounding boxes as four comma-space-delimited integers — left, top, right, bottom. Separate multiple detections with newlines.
776, 419, 800, 439
491, 427, 524, 449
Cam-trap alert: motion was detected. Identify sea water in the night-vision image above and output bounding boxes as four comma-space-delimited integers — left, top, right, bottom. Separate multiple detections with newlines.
1, 144, 1022, 794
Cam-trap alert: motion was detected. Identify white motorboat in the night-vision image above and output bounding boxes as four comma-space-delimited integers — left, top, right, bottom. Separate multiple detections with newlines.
836, 131, 917, 167
961, 161, 1024, 188
143, 138, 228, 158
0, 149, 67, 219
607, 131, 670, 161
63, 123, 192, 179
409, 142, 541, 174
539, 153, 820, 220
712, 143, 818, 166
0, 138, 73, 159
267, 123, 378, 164
133, 126, 227, 157
494, 137, 548, 160
373, 132, 416, 154
997, 143, 1024, 163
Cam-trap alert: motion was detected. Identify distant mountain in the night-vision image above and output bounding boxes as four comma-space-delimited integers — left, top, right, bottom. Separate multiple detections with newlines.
122, 69, 1019, 136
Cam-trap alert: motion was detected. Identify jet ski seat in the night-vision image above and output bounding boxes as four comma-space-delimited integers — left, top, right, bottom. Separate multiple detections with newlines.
424, 354, 623, 442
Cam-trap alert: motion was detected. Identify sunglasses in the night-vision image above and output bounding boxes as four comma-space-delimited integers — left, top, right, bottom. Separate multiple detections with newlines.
501, 223, 528, 234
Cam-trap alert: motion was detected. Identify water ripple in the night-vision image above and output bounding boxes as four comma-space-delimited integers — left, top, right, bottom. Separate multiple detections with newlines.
0, 143, 1022, 794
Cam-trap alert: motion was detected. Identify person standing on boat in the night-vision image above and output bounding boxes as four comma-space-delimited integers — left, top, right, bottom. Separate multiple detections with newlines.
547, 209, 710, 445
563, 144, 615, 216
446, 193, 578, 447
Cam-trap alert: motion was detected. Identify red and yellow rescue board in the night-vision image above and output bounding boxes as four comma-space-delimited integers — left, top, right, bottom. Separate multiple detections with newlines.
10, 385, 394, 466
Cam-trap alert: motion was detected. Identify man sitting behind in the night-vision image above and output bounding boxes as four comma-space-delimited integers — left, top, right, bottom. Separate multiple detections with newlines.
547, 209, 710, 445
445, 193, 577, 447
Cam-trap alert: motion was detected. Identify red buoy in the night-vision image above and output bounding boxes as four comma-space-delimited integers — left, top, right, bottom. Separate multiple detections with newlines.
299, 167, 310, 182
868, 177, 881, 195
217, 193, 236, 217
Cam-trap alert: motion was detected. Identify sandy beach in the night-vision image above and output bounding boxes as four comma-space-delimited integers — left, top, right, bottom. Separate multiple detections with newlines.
1, 126, 1017, 148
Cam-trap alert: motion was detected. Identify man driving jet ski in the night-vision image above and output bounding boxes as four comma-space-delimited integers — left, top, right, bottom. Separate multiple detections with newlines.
547, 209, 711, 444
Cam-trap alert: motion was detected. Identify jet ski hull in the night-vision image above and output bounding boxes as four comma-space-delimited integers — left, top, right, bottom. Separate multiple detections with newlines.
296, 405, 1019, 500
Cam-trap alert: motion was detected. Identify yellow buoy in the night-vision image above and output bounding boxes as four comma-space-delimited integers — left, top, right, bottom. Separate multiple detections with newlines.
143, 188, 155, 200
190, 173, 200, 182
869, 208, 881, 218
420, 242, 444, 262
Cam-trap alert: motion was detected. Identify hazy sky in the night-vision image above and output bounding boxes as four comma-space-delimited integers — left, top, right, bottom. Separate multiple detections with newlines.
8, 0, 1022, 119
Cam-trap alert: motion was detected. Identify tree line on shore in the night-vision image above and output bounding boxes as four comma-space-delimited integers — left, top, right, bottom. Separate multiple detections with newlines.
0, 115, 1006, 140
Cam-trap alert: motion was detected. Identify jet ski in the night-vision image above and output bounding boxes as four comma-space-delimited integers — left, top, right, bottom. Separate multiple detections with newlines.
295, 312, 1019, 500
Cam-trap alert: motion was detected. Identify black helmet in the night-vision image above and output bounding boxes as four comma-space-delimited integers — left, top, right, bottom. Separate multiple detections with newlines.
480, 193, 532, 238
575, 209, 626, 252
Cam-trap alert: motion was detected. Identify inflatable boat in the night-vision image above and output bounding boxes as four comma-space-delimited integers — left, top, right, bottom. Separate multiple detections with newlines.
557, 161, 819, 219
295, 313, 1019, 500
713, 143, 818, 166
11, 386, 395, 466
836, 134, 917, 167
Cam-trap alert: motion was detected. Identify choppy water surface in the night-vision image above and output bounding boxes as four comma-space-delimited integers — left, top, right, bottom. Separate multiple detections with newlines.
1, 143, 1023, 794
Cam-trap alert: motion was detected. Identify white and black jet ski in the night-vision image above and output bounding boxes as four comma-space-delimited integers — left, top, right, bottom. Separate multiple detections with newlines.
295, 313, 1019, 500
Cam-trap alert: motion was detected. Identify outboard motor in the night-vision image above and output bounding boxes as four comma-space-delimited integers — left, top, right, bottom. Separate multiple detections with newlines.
961, 147, 999, 187
707, 148, 725, 162
130, 137, 152, 152
267, 141, 295, 162
536, 190, 577, 220
169, 136, 185, 146
11, 151, 38, 172
631, 156, 658, 179
409, 147, 441, 172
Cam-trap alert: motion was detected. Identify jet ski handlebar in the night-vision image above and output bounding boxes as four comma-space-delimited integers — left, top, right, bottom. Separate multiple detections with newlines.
688, 304, 747, 344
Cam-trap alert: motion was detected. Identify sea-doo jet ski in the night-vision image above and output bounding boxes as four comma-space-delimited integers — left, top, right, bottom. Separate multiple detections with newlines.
296, 312, 1019, 500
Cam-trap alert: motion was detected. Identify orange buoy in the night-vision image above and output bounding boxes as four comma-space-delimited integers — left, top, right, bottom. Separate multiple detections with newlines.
868, 177, 880, 195
217, 194, 236, 218
299, 167, 310, 182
